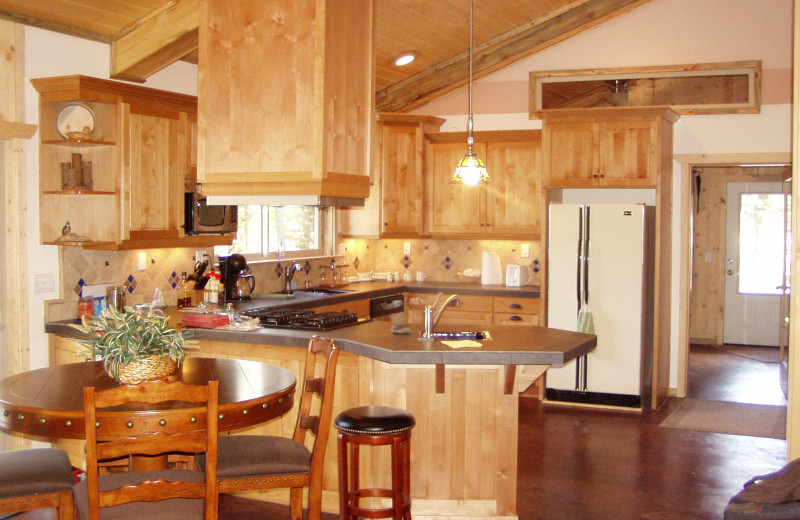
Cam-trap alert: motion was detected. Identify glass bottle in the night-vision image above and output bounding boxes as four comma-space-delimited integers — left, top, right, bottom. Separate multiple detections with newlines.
78, 296, 94, 319
177, 271, 192, 308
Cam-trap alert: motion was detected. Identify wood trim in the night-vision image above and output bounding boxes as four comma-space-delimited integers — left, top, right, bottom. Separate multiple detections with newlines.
376, 0, 656, 112
0, 120, 37, 140
0, 20, 30, 452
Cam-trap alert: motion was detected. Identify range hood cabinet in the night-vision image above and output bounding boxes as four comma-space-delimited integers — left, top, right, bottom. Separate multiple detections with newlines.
197, 0, 374, 201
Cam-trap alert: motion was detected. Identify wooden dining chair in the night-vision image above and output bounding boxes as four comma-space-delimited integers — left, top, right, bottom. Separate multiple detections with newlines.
199, 336, 339, 520
0, 448, 76, 520
73, 379, 219, 520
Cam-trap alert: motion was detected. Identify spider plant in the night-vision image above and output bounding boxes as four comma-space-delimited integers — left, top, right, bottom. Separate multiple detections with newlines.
70, 306, 191, 382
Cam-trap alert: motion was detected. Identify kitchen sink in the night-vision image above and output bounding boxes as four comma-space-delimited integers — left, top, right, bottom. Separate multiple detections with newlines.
428, 331, 492, 341
294, 288, 353, 297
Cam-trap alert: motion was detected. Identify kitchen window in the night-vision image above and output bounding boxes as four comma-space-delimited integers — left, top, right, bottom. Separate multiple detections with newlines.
215, 205, 334, 261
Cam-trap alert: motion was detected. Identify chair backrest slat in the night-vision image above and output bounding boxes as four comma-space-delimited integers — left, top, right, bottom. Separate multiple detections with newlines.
292, 336, 339, 467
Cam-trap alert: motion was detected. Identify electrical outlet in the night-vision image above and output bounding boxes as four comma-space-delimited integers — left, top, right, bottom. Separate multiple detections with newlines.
194, 250, 205, 263
34, 273, 55, 294
521, 244, 530, 258
138, 252, 147, 271
337, 243, 347, 256
403, 242, 411, 255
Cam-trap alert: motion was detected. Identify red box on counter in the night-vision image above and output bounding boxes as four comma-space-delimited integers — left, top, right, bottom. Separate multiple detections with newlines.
181, 312, 230, 328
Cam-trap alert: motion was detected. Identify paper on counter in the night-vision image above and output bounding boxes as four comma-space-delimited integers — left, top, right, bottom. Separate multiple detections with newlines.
441, 340, 483, 349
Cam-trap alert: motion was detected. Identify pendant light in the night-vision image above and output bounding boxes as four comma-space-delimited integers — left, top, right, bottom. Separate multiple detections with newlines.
452, 0, 489, 186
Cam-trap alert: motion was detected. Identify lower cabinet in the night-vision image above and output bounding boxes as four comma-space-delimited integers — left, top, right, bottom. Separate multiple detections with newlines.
406, 292, 538, 326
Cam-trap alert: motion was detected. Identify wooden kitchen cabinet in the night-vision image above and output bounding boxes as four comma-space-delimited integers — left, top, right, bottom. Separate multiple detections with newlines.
425, 131, 542, 238
378, 113, 444, 237
538, 107, 678, 187
406, 292, 539, 327
312, 298, 371, 319
197, 0, 372, 201
32, 75, 233, 250
493, 296, 539, 326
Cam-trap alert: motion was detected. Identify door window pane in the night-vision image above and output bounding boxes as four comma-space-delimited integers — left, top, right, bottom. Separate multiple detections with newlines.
738, 193, 784, 295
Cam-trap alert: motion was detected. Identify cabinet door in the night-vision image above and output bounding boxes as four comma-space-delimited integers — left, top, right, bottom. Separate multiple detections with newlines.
126, 108, 186, 234
598, 121, 655, 186
485, 139, 541, 235
542, 122, 595, 186
426, 141, 485, 235
381, 124, 424, 235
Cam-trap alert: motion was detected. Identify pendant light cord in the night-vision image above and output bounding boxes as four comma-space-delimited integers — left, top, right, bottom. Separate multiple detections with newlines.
467, 0, 475, 151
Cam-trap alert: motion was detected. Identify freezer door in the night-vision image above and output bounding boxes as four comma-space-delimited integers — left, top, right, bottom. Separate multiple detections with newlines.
546, 204, 583, 391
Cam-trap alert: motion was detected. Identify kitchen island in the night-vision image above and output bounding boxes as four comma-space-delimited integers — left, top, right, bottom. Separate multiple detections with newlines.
46, 301, 594, 520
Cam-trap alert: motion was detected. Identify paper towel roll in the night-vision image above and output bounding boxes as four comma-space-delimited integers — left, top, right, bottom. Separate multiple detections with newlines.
481, 252, 503, 285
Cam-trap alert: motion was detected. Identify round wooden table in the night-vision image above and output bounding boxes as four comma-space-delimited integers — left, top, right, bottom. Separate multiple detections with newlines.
0, 357, 297, 440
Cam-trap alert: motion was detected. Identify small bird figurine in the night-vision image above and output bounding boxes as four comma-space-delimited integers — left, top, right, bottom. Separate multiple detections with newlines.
61, 220, 71, 235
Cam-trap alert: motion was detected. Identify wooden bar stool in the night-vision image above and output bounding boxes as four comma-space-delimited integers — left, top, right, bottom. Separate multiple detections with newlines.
334, 406, 415, 520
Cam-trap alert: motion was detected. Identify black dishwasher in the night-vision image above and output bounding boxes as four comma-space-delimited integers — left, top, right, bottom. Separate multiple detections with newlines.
369, 294, 405, 321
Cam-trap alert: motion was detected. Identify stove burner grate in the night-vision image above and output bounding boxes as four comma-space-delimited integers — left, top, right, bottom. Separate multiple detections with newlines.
243, 308, 361, 331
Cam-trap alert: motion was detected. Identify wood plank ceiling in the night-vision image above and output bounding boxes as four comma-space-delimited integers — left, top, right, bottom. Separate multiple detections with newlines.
0, 0, 654, 112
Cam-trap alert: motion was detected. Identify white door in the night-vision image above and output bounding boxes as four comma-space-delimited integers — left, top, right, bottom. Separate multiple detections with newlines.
723, 182, 784, 346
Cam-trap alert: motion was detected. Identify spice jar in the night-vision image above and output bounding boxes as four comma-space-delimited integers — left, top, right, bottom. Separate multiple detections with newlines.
77, 296, 94, 319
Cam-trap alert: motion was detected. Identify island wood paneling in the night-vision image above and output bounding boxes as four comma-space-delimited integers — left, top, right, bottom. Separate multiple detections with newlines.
689, 166, 787, 344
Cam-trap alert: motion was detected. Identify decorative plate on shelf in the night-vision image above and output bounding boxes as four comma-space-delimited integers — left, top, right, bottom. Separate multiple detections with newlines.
56, 102, 95, 139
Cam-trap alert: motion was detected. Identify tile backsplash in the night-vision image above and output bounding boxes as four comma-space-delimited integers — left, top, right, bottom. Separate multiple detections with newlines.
52, 238, 541, 321
340, 238, 541, 285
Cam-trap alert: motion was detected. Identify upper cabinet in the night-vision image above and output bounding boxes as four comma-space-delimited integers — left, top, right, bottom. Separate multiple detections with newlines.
426, 131, 542, 238
197, 0, 374, 201
378, 113, 444, 237
32, 75, 232, 250
537, 107, 678, 188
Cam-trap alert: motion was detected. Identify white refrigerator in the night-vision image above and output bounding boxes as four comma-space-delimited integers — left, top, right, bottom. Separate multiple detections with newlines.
546, 203, 655, 408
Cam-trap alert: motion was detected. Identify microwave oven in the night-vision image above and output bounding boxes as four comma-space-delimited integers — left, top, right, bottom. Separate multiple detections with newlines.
183, 192, 238, 235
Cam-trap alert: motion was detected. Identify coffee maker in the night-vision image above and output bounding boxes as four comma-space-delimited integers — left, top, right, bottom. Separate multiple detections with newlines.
219, 254, 256, 301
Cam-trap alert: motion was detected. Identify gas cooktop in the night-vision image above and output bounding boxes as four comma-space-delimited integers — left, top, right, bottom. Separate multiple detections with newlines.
242, 308, 364, 331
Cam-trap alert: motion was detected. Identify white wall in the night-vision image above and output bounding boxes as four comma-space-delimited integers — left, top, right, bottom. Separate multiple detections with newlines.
24, 27, 198, 369
415, 0, 794, 389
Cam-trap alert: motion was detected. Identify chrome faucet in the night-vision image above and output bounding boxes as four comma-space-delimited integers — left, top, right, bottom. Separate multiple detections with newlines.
284, 262, 302, 294
421, 293, 461, 340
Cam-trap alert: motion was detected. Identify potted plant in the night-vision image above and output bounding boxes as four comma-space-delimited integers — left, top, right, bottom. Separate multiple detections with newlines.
70, 306, 191, 384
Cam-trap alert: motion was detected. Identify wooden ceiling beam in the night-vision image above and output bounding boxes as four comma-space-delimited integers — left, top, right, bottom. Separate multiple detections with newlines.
110, 0, 199, 83
376, 0, 656, 112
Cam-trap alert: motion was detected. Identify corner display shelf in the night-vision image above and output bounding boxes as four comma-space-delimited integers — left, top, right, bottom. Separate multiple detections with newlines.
32, 75, 234, 250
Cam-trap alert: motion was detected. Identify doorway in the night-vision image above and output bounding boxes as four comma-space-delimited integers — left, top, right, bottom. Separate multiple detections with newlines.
681, 159, 792, 402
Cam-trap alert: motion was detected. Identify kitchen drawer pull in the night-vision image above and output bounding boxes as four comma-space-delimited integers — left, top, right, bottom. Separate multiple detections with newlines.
509, 303, 522, 310
509, 315, 522, 321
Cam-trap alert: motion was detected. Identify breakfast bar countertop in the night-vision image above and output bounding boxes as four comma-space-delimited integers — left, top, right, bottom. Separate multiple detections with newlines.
46, 318, 595, 367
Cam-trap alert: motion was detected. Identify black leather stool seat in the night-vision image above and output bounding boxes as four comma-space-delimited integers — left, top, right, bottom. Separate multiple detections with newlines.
334, 405, 415, 435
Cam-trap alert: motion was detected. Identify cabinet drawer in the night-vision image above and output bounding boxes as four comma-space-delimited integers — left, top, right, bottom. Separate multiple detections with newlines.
493, 313, 538, 326
406, 293, 492, 312
493, 297, 539, 315
408, 310, 493, 326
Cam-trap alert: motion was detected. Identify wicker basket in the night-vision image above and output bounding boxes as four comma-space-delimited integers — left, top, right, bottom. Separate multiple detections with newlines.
455, 272, 481, 284
115, 355, 177, 385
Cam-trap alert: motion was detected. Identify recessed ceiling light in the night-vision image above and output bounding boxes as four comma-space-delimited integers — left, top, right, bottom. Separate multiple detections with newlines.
390, 51, 418, 67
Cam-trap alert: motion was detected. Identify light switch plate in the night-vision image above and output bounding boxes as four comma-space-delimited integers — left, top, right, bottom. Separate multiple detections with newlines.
403, 242, 411, 255
34, 273, 55, 294
521, 244, 530, 258
138, 252, 147, 271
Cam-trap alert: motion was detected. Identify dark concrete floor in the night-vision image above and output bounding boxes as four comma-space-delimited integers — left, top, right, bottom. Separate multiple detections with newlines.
14, 344, 788, 520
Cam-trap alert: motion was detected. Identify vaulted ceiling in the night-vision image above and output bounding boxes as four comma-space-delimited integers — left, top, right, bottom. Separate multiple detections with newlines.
0, 0, 653, 112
